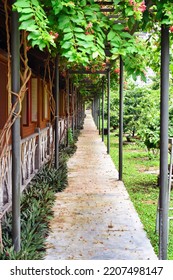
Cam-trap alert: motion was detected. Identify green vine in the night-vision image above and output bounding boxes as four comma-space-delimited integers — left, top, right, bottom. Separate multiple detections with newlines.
13, 0, 173, 79
13, 0, 56, 50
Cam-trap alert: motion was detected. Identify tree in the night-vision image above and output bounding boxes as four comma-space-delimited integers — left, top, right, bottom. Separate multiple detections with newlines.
124, 84, 148, 137
138, 87, 160, 153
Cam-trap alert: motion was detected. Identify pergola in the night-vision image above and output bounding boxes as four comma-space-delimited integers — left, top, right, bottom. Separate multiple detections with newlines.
10, 0, 170, 260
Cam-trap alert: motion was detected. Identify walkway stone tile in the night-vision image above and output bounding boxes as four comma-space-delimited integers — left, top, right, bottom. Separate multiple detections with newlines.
45, 110, 157, 260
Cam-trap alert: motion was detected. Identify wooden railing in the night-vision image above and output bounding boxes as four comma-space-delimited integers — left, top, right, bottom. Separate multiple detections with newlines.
0, 115, 75, 217
0, 145, 12, 214
0, 120, 66, 217
59, 117, 66, 143
21, 132, 38, 186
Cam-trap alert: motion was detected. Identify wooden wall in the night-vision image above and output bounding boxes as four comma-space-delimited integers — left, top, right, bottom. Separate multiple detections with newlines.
21, 77, 51, 138
0, 47, 67, 139
0, 51, 8, 130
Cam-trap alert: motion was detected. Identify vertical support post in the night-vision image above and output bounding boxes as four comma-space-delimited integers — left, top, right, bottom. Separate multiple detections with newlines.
66, 73, 70, 146
119, 56, 124, 181
76, 91, 79, 129
94, 95, 97, 126
93, 96, 95, 123
77, 91, 79, 129
80, 94, 82, 126
107, 69, 110, 154
95, 95, 98, 128
55, 55, 59, 169
99, 95, 101, 135
75, 90, 77, 129
91, 100, 92, 117
92, 98, 94, 121
96, 96, 99, 129
102, 78, 105, 142
82, 98, 85, 123
72, 84, 75, 135
11, 5, 21, 252
159, 25, 170, 260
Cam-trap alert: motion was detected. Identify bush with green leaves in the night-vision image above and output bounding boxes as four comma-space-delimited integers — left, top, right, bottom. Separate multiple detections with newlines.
1, 181, 55, 259
110, 94, 119, 130
123, 82, 173, 154
124, 84, 148, 137
137, 85, 173, 153
123, 83, 161, 153
68, 128, 74, 146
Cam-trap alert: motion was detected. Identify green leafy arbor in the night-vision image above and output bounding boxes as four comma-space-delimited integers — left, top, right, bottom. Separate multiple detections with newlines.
13, 0, 173, 73
11, 0, 173, 259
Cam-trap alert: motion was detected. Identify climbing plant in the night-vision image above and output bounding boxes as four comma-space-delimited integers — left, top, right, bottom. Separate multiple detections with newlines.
12, 0, 173, 81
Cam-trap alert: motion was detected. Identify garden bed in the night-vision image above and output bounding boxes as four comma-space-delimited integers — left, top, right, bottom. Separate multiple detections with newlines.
0, 133, 79, 260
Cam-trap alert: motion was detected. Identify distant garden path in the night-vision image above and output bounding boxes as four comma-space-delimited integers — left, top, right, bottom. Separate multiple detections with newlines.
45, 110, 157, 260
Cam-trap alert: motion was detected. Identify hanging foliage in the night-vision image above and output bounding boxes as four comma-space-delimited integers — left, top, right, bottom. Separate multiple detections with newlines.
12, 0, 173, 79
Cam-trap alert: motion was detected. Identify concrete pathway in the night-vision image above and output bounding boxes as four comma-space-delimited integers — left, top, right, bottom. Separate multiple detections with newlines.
45, 110, 157, 260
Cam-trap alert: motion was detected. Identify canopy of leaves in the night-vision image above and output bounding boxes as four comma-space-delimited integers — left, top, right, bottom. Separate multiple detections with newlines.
13, 1, 173, 74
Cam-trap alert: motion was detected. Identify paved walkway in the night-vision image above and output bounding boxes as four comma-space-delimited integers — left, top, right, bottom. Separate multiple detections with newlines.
45, 110, 157, 260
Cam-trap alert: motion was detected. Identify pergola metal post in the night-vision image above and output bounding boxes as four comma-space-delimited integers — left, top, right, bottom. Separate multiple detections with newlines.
11, 6, 21, 252
72, 84, 75, 135
77, 92, 80, 128
94, 96, 96, 126
96, 96, 99, 128
66, 73, 70, 146
97, 96, 99, 129
81, 95, 83, 125
55, 55, 59, 169
95, 96, 98, 127
98, 95, 101, 135
93, 97, 95, 124
81, 96, 83, 122
159, 25, 170, 260
82, 98, 85, 122
78, 93, 81, 127
91, 99, 94, 117
75, 90, 78, 129
119, 56, 124, 181
102, 78, 105, 142
95, 95, 99, 129
107, 69, 110, 154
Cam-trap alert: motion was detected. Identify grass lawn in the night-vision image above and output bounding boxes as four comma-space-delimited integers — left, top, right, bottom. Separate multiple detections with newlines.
107, 132, 173, 260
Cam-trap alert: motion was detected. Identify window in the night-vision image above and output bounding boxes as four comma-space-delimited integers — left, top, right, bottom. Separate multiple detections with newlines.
31, 78, 38, 122
43, 83, 49, 120
21, 77, 38, 126
0, 58, 8, 129
21, 89, 29, 125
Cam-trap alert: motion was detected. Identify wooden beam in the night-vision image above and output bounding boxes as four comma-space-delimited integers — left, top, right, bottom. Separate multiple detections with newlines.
94, 1, 113, 5
69, 70, 107, 75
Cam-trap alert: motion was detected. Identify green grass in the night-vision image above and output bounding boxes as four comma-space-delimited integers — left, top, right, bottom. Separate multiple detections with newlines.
108, 133, 173, 260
